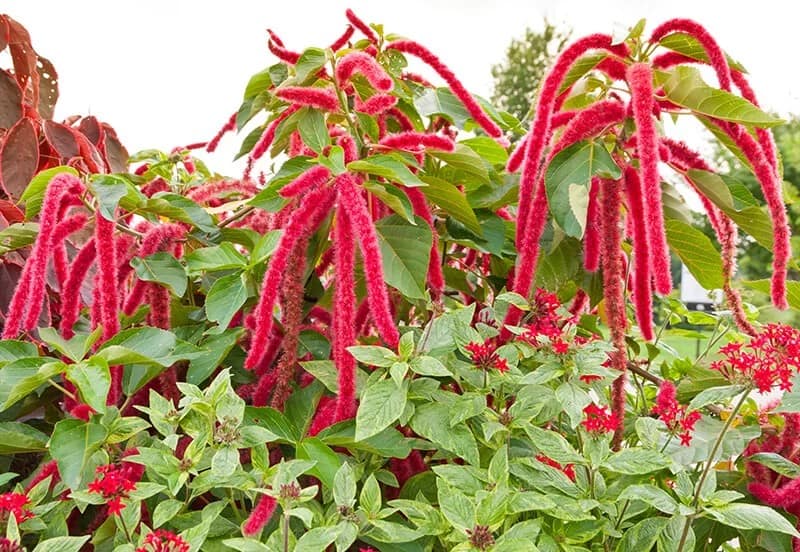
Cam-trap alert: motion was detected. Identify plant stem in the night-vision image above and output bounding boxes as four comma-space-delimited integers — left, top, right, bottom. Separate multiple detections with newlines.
675, 388, 752, 552
282, 511, 291, 552
117, 510, 133, 543
219, 205, 254, 228
48, 378, 78, 402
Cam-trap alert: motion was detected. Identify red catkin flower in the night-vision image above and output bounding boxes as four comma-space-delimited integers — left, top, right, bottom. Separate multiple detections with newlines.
94, 212, 120, 342
627, 62, 672, 295
242, 494, 278, 536
582, 403, 620, 434
386, 107, 415, 132
329, 24, 354, 51
624, 166, 654, 340
336, 51, 393, 92
135, 530, 190, 552
274, 86, 340, 112
0, 537, 24, 552
245, 187, 336, 369
187, 179, 259, 205
335, 173, 400, 347
59, 239, 96, 338
123, 224, 187, 316
465, 340, 508, 373
245, 105, 302, 180
25, 460, 60, 493
583, 178, 601, 272
379, 131, 455, 153
337, 133, 358, 164
652, 380, 701, 446
267, 29, 300, 64
51, 212, 89, 288
345, 9, 378, 43
280, 165, 331, 198
386, 40, 507, 145
333, 209, 358, 420
405, 187, 445, 297
731, 70, 778, 171
206, 112, 237, 153
0, 492, 33, 523
354, 93, 398, 115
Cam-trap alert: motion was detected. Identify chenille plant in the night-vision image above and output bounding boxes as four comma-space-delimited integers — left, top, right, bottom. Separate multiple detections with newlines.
1, 9, 800, 552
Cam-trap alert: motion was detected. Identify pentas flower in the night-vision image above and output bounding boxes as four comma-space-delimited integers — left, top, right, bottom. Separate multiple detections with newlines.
465, 340, 508, 373
536, 454, 576, 481
0, 538, 23, 552
135, 530, 190, 552
87, 464, 138, 516
0, 492, 33, 523
651, 381, 701, 446
711, 324, 800, 393
582, 403, 619, 434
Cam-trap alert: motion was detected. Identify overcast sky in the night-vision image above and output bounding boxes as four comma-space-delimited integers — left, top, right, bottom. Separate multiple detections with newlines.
4, 1, 797, 175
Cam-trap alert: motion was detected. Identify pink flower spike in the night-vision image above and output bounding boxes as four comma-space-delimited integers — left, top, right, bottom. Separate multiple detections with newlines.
267, 29, 300, 64
649, 19, 732, 91
244, 105, 301, 180
337, 133, 358, 164
336, 173, 399, 347
354, 93, 398, 115
379, 131, 455, 153
345, 9, 378, 43
206, 112, 237, 153
330, 25, 355, 51
333, 208, 357, 420
406, 187, 445, 296
274, 86, 340, 112
59, 239, 96, 338
731, 70, 778, 171
627, 62, 672, 295
386, 40, 506, 144
245, 186, 336, 370
624, 166, 654, 341
336, 51, 393, 92
280, 165, 332, 198
549, 99, 625, 158
583, 178, 601, 272
243, 494, 278, 536
506, 136, 528, 173
52, 213, 89, 287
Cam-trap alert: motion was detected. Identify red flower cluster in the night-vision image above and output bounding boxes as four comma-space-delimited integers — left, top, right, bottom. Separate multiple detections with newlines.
519, 289, 570, 354
465, 340, 509, 373
651, 381, 701, 446
0, 538, 23, 552
135, 530, 190, 552
535, 454, 576, 481
87, 464, 138, 516
582, 403, 619, 434
0, 492, 32, 523
711, 323, 800, 393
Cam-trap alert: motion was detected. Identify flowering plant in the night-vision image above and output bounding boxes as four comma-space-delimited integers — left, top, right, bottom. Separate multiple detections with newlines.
0, 9, 799, 552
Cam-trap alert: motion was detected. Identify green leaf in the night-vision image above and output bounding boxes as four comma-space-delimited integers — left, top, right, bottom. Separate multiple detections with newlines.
658, 32, 746, 73
545, 140, 621, 238
460, 137, 508, 166
50, 419, 108, 489
661, 66, 783, 127
211, 446, 239, 477
410, 403, 479, 465
603, 448, 669, 475
744, 279, 800, 311
348, 154, 425, 188
686, 169, 774, 249
99, 327, 177, 361
294, 47, 327, 82
665, 219, 724, 290
65, 358, 111, 413
409, 356, 451, 377
143, 193, 217, 234
244, 406, 299, 443
90, 174, 145, 220
360, 474, 381, 517
294, 525, 345, 552
356, 379, 407, 441
153, 500, 185, 529
747, 453, 800, 479
618, 485, 679, 514
38, 326, 102, 363
187, 329, 243, 385
19, 166, 79, 219
706, 503, 799, 536
185, 243, 247, 274
205, 272, 248, 331
0, 340, 38, 365
363, 180, 416, 224
32, 536, 91, 552
2, 360, 65, 411
523, 424, 584, 464
130, 252, 187, 296
0, 422, 49, 453
0, 222, 38, 254
297, 107, 330, 154
688, 384, 745, 410
295, 437, 342, 490
333, 462, 356, 508
430, 144, 491, 185
614, 518, 669, 552
374, 215, 432, 300
222, 539, 270, 552
437, 483, 475, 531
347, 346, 397, 368
419, 175, 482, 235
559, 53, 607, 93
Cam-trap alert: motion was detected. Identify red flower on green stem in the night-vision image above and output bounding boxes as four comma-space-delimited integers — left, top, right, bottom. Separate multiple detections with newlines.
582, 403, 619, 434
651, 381, 701, 446
87, 464, 138, 516
465, 340, 508, 373
135, 530, 190, 552
0, 492, 33, 523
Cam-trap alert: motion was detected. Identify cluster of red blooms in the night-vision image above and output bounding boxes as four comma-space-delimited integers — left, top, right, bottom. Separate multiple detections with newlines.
134, 530, 190, 552
745, 413, 800, 548
651, 381, 701, 446
465, 340, 509, 373
0, 492, 32, 523
711, 323, 800, 393
0, 538, 23, 552
518, 289, 571, 354
535, 454, 576, 481
581, 403, 620, 435
87, 463, 139, 516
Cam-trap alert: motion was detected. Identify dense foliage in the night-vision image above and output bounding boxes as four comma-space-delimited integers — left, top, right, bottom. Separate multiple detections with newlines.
1, 9, 799, 552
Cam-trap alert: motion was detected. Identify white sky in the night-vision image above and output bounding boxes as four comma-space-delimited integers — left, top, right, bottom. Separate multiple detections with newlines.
4, 0, 798, 176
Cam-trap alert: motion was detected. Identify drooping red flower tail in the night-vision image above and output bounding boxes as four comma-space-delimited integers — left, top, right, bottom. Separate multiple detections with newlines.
335, 172, 400, 348
242, 493, 278, 536
337, 133, 359, 164
245, 105, 302, 180
711, 120, 789, 309
649, 19, 732, 91
354, 94, 398, 115
583, 178, 601, 272
386, 40, 507, 145
330, 24, 354, 51
93, 212, 120, 341
386, 107, 415, 132
627, 62, 672, 295
624, 166, 654, 341
59, 239, 97, 338
206, 112, 237, 153
405, 187, 444, 298
336, 51, 393, 92
345, 9, 378, 43
597, 176, 627, 449
123, 224, 187, 316
280, 165, 331, 198
267, 29, 300, 64
513, 34, 627, 242
187, 179, 259, 205
379, 131, 455, 153
245, 186, 336, 370
549, 99, 625, 157
730, 71, 778, 172
333, 208, 358, 421
51, 213, 89, 288
274, 86, 340, 112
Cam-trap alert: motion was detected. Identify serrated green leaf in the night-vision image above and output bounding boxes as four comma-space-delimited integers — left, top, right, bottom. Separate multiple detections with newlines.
130, 252, 187, 296
665, 219, 724, 290
356, 379, 407, 441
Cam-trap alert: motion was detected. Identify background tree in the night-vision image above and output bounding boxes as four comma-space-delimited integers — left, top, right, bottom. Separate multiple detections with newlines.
490, 22, 570, 123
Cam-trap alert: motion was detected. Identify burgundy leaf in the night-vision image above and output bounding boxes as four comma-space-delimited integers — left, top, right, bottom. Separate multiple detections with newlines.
0, 117, 39, 201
